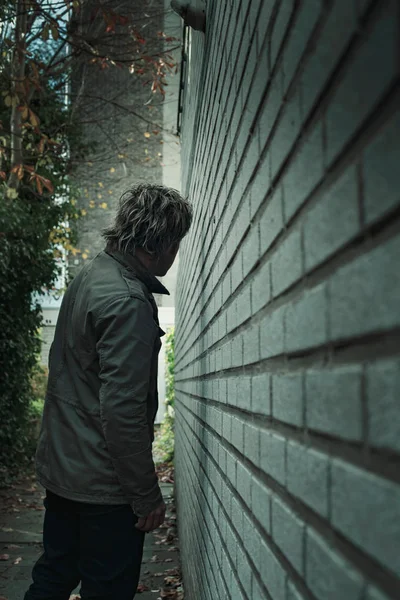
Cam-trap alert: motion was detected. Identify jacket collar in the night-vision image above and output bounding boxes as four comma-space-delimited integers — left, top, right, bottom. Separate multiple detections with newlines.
104, 245, 170, 296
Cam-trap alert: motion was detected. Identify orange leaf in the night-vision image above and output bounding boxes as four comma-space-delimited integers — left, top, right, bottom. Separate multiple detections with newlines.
36, 177, 43, 195
0, 171, 6, 180
42, 177, 54, 193
29, 109, 40, 127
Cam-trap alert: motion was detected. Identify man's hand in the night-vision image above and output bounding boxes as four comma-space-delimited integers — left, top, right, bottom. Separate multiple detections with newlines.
135, 501, 166, 532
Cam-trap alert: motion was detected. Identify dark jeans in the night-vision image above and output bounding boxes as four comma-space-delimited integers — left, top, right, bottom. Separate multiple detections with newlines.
24, 490, 145, 600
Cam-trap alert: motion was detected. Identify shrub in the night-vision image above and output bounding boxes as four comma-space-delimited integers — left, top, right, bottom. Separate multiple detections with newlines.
154, 327, 175, 465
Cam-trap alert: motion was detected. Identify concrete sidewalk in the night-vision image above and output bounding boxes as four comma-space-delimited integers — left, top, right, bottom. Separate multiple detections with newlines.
0, 475, 182, 600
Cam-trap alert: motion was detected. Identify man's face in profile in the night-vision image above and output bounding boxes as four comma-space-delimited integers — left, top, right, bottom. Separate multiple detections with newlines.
152, 242, 180, 277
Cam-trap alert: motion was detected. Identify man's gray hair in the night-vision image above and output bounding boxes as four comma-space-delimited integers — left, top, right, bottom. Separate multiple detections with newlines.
103, 183, 192, 256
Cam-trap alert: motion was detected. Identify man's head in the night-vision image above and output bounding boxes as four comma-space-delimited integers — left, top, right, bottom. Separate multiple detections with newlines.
103, 183, 192, 277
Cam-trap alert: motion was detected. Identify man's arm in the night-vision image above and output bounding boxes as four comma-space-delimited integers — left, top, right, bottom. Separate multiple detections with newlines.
95, 294, 163, 518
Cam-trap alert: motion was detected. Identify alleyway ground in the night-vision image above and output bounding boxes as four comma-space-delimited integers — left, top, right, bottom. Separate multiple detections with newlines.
0, 471, 182, 600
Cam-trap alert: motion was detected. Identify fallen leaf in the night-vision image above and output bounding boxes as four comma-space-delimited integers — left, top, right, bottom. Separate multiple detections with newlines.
13, 557, 22, 564
137, 583, 150, 593
0, 554, 10, 560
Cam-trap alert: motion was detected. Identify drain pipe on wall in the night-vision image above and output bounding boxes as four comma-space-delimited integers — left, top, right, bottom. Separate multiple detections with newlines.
170, 0, 206, 32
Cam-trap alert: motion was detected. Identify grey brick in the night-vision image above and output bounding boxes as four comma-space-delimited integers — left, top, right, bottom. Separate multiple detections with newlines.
283, 121, 324, 222
251, 372, 271, 416
227, 298, 237, 333
243, 512, 261, 564
236, 463, 252, 507
256, 0, 279, 54
231, 251, 243, 294
271, 228, 302, 296
248, 0, 264, 36
236, 285, 251, 326
272, 496, 304, 574
243, 222, 260, 278
251, 260, 271, 315
306, 528, 364, 600
252, 574, 265, 600
259, 539, 286, 599
244, 422, 260, 466
231, 332, 243, 368
282, 0, 321, 93
331, 459, 400, 575
287, 442, 329, 517
300, 3, 357, 118
225, 522, 238, 567
363, 108, 400, 224
367, 358, 400, 453
259, 68, 284, 150
226, 451, 236, 486
260, 186, 284, 256
270, 0, 295, 67
236, 546, 252, 596
306, 366, 363, 441
330, 234, 400, 340
251, 476, 270, 533
365, 586, 392, 600
242, 324, 260, 365
272, 372, 304, 427
231, 416, 244, 454
304, 166, 359, 271
222, 340, 232, 369
236, 376, 251, 411
260, 305, 285, 359
231, 496, 243, 535
270, 88, 302, 180
229, 576, 246, 600
287, 581, 307, 600
286, 284, 328, 352
249, 152, 270, 221
325, 4, 397, 164
260, 430, 286, 485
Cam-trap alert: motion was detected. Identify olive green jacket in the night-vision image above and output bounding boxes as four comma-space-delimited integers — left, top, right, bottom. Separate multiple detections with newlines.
35, 246, 168, 517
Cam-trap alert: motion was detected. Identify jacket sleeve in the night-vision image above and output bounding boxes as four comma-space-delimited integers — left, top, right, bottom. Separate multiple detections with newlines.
95, 294, 163, 517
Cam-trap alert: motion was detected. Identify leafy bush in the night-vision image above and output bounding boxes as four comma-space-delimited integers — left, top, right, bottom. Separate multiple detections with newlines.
154, 327, 175, 465
0, 191, 75, 485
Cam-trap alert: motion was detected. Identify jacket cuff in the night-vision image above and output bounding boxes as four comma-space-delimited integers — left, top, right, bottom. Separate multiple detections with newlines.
131, 486, 163, 518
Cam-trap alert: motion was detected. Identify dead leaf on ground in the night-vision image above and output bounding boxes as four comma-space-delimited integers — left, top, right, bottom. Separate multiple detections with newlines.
13, 556, 22, 564
137, 583, 150, 593
0, 554, 10, 560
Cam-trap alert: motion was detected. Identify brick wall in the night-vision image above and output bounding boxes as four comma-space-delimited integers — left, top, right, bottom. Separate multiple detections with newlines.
174, 1, 400, 599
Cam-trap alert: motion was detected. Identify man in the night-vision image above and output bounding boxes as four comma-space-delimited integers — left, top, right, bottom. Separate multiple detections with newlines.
24, 183, 192, 600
